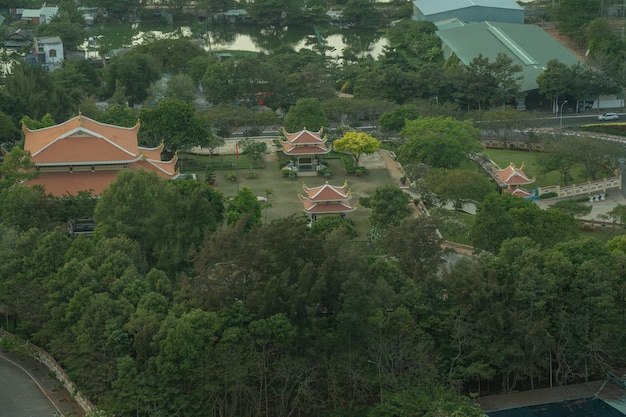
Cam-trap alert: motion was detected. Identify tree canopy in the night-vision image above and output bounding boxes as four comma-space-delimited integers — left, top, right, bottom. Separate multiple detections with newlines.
399, 116, 482, 169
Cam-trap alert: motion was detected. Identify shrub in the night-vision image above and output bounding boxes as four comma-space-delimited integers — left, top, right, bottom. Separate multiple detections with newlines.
341, 154, 356, 174
538, 191, 557, 199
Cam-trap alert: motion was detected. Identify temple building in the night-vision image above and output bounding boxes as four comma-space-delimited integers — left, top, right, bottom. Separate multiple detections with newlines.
492, 162, 535, 197
299, 181, 356, 221
23, 114, 179, 196
280, 128, 331, 176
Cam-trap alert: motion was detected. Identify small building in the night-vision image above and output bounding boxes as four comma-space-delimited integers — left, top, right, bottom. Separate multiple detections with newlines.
4, 28, 32, 50
280, 128, 331, 176
34, 36, 64, 71
299, 181, 356, 221
20, 5, 58, 25
492, 162, 535, 196
23, 113, 179, 196
413, 0, 524, 24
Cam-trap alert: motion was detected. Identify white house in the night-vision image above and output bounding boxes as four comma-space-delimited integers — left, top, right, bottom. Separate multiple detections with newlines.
20, 5, 59, 25
34, 36, 64, 71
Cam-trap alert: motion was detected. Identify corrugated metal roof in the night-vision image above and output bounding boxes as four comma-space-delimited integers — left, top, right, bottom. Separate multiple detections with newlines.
415, 0, 523, 16
436, 22, 581, 91
488, 397, 625, 417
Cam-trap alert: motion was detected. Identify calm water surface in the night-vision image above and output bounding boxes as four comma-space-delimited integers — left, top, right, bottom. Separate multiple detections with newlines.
83, 23, 388, 60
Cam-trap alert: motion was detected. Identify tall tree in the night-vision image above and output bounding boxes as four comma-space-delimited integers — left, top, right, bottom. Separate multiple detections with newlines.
284, 98, 328, 132
399, 117, 481, 169
333, 131, 381, 167
138, 99, 213, 153
104, 53, 161, 106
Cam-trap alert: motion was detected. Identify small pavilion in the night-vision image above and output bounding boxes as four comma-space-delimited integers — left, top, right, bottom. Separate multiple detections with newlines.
492, 162, 535, 196
299, 181, 356, 221
280, 128, 331, 176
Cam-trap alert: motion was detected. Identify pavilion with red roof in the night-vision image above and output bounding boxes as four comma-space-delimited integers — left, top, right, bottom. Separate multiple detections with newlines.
299, 181, 356, 221
492, 162, 535, 196
281, 128, 331, 176
23, 113, 179, 196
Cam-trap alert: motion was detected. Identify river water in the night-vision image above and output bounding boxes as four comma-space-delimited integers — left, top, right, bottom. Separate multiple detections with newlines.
82, 22, 388, 60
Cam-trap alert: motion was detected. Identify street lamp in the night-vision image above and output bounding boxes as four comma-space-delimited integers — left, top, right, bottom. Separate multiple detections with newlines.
559, 100, 568, 129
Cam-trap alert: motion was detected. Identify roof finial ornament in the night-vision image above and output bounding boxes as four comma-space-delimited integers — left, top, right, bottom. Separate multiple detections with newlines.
78, 110, 82, 127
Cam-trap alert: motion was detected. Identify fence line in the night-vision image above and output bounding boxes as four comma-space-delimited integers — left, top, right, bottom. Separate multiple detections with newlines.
0, 330, 95, 414
537, 175, 622, 198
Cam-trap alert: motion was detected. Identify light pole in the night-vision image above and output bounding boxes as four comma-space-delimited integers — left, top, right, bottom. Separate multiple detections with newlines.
559, 100, 568, 129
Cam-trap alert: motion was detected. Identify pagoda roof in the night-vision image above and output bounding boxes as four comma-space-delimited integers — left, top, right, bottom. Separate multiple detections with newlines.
283, 128, 326, 144
493, 162, 535, 186
299, 181, 355, 214
298, 197, 356, 214
508, 187, 533, 198
281, 143, 330, 156
302, 181, 352, 201
24, 114, 143, 163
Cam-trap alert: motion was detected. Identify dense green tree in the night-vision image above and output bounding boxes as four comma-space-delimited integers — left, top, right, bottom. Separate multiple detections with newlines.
104, 53, 161, 106
423, 169, 495, 211
470, 192, 520, 253
554, 0, 600, 45
134, 39, 205, 74
536, 59, 571, 114
225, 187, 263, 231
138, 99, 213, 153
359, 185, 412, 228
378, 104, 420, 132
284, 98, 328, 132
0, 110, 20, 148
385, 20, 442, 63
343, 0, 378, 27
247, 0, 305, 25
399, 117, 482, 169
383, 217, 444, 279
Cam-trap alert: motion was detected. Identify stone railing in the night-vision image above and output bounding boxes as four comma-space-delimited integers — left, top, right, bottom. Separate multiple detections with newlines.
0, 330, 95, 414
537, 175, 622, 198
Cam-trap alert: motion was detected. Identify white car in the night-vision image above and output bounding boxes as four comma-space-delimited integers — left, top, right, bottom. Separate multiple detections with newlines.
598, 113, 619, 121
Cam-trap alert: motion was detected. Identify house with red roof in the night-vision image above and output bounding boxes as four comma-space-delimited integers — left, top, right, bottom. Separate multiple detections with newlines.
23, 113, 179, 196
299, 181, 356, 221
281, 128, 331, 176
492, 162, 535, 196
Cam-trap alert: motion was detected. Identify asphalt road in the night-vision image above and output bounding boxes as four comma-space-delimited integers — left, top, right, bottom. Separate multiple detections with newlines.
0, 355, 63, 417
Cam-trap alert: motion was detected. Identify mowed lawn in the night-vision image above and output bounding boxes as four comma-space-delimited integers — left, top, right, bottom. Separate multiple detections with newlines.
484, 148, 590, 188
179, 151, 397, 241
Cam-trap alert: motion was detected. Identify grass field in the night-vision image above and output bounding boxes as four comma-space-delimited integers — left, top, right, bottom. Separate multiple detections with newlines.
179, 151, 396, 241
484, 148, 590, 188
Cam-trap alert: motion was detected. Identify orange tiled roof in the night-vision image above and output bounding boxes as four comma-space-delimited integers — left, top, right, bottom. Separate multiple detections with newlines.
281, 143, 330, 155
298, 197, 356, 214
283, 128, 325, 144
24, 114, 141, 160
303, 181, 351, 201
493, 162, 534, 186
23, 114, 179, 196
27, 170, 120, 196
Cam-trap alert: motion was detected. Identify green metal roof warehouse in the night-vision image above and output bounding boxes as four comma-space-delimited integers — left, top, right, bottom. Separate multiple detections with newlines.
435, 21, 582, 92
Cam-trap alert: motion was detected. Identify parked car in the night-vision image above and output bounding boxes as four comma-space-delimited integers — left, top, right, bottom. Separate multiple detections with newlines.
598, 113, 619, 121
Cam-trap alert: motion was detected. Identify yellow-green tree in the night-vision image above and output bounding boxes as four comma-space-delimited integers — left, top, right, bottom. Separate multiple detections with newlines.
333, 131, 381, 167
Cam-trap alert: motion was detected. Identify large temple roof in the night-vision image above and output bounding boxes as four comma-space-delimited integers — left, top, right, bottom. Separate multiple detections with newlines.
23, 113, 178, 196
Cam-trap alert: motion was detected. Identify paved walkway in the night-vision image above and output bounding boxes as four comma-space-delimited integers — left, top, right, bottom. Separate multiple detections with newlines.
478, 380, 626, 415
0, 347, 84, 417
